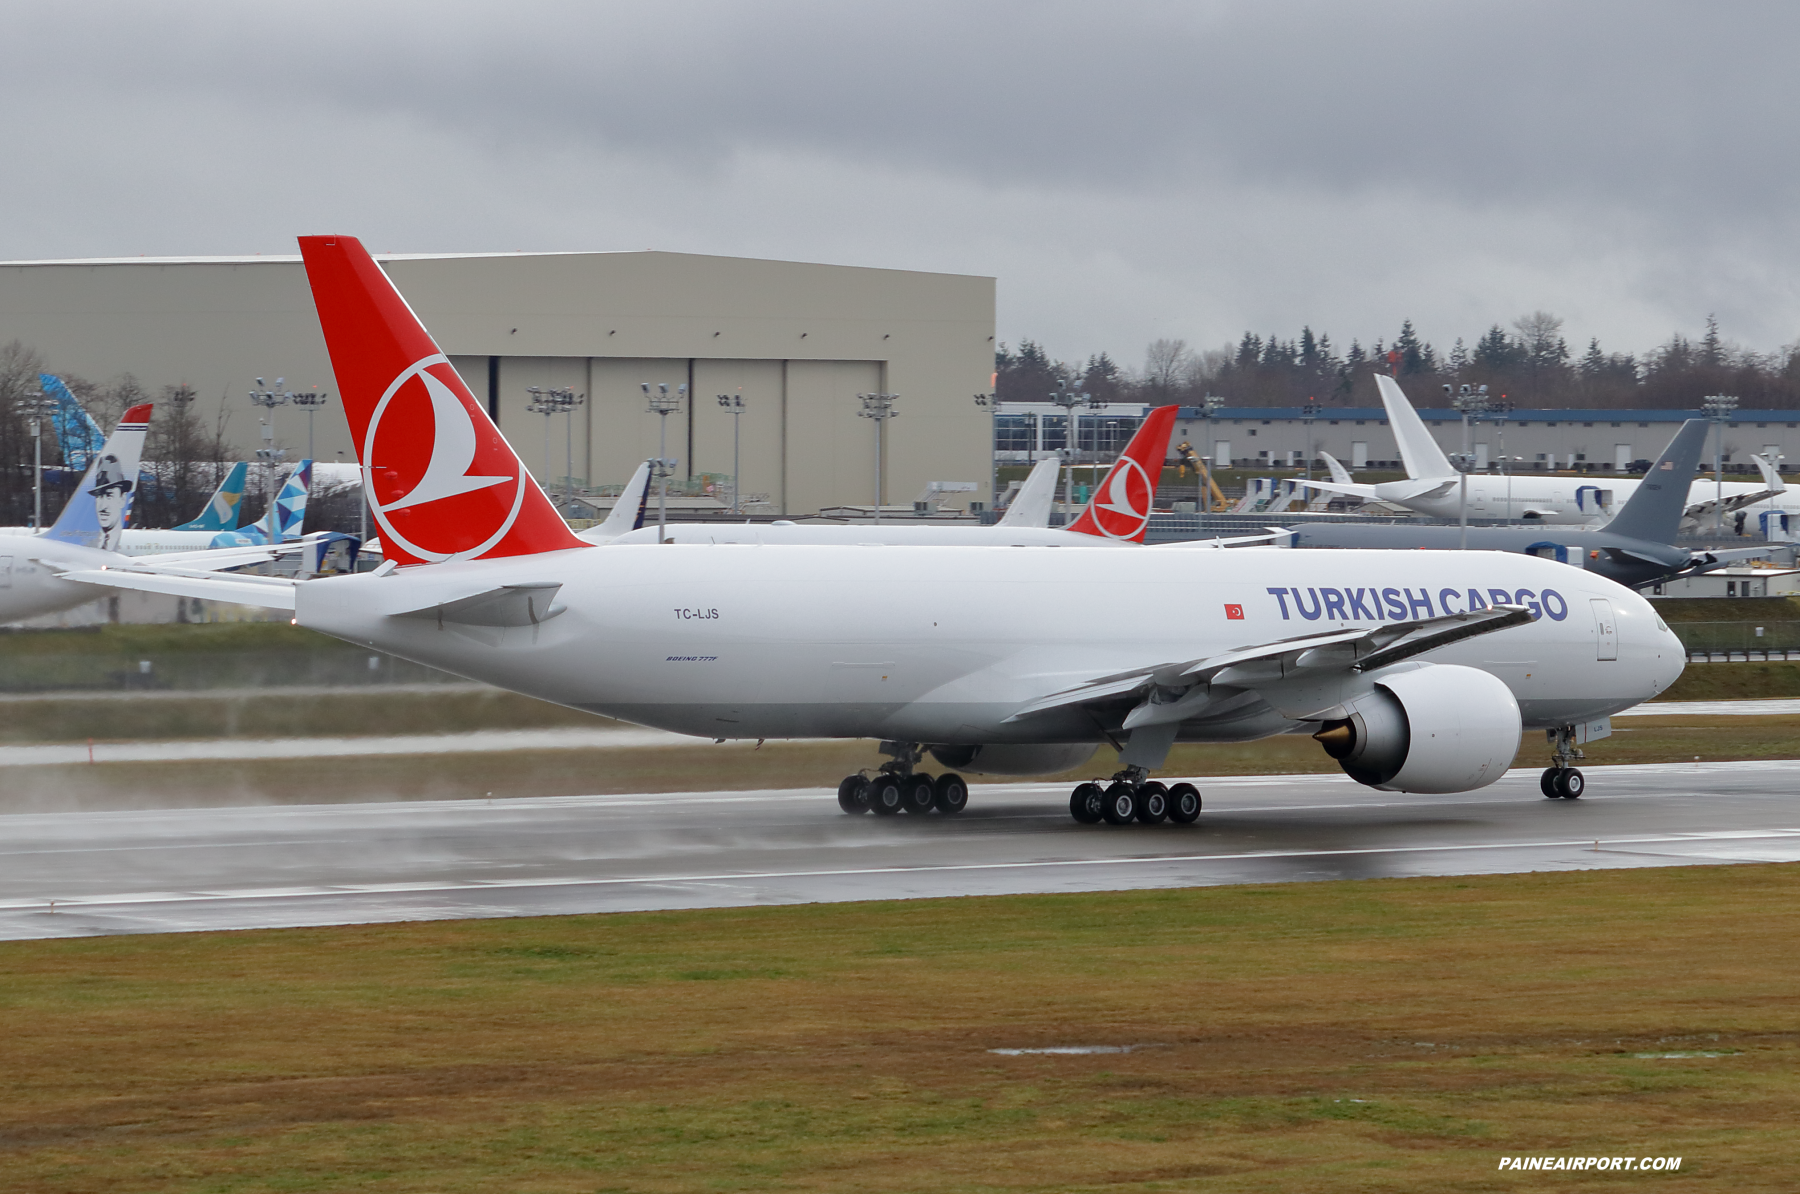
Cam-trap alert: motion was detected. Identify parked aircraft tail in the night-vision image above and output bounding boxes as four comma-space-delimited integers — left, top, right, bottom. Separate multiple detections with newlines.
171, 462, 249, 532
1373, 375, 1456, 479
36, 374, 107, 471
1603, 420, 1709, 544
996, 456, 1061, 528
296, 235, 587, 566
43, 404, 153, 549
215, 460, 314, 546
1066, 405, 1178, 542
577, 460, 654, 544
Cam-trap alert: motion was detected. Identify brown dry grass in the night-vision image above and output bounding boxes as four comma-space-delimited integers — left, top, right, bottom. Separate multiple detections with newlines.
2, 865, 1795, 1191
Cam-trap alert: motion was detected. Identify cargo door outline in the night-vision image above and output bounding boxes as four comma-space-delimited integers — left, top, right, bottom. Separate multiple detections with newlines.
1590, 597, 1617, 661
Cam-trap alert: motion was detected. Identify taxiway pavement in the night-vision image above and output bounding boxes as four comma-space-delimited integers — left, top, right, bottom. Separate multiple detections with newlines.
3, 760, 1797, 941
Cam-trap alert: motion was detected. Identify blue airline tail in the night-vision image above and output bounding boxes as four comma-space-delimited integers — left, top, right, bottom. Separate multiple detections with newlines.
171, 462, 249, 532
212, 461, 312, 547
37, 374, 107, 471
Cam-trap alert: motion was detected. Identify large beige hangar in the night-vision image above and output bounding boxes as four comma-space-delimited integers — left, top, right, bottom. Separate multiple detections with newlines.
0, 250, 997, 516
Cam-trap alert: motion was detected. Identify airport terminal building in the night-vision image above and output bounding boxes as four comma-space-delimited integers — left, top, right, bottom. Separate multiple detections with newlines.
0, 250, 996, 516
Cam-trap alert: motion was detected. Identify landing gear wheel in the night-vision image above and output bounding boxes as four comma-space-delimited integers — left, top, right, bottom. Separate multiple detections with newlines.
1135, 781, 1169, 824
1540, 768, 1563, 799
1557, 768, 1585, 799
836, 775, 870, 814
933, 772, 969, 814
901, 773, 937, 814
1101, 781, 1139, 825
867, 774, 903, 816
1167, 782, 1202, 823
1069, 782, 1105, 824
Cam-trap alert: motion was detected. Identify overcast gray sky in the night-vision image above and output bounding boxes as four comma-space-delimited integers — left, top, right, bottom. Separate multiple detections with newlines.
6, 0, 1799, 372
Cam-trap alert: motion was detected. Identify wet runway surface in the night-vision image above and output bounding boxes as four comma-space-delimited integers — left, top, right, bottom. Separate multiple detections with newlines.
4, 760, 1798, 941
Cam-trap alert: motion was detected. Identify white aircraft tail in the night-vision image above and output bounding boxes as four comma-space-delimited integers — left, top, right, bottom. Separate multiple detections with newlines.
578, 460, 653, 544
1373, 375, 1456, 479
997, 457, 1061, 528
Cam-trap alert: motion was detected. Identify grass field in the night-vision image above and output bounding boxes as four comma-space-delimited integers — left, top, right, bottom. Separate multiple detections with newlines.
2, 864, 1794, 1192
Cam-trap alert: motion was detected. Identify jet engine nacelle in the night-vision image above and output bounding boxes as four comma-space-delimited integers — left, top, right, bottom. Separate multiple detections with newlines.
928, 743, 1098, 777
1313, 664, 1521, 794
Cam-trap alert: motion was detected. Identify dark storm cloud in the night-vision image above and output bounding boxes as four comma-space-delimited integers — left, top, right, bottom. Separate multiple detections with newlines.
6, 0, 1800, 359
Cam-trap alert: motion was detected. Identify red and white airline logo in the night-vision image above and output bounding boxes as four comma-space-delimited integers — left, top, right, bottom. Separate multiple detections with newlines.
1224, 604, 1245, 620
364, 354, 524, 562
1088, 456, 1155, 540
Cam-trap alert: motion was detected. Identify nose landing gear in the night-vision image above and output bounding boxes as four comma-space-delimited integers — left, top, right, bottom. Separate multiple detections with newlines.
1541, 725, 1586, 799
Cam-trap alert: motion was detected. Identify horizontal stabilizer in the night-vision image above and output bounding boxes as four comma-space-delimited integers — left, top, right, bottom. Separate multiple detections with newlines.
56, 567, 297, 611
392, 582, 565, 628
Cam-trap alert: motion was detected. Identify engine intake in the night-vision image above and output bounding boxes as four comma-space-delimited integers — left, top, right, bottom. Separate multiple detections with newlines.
1313, 663, 1521, 794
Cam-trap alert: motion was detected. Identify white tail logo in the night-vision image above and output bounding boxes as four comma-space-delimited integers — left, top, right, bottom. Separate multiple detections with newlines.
364, 355, 526, 562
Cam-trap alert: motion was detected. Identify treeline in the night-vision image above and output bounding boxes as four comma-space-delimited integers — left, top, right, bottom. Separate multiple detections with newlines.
997, 313, 1800, 411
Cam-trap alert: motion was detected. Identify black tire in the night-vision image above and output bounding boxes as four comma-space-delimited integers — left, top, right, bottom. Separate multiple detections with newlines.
1101, 781, 1139, 825
1540, 768, 1563, 798
901, 773, 936, 814
1560, 768, 1585, 799
1069, 782, 1105, 824
868, 774, 903, 815
1135, 781, 1169, 824
836, 775, 870, 814
1167, 782, 1201, 823
933, 772, 969, 814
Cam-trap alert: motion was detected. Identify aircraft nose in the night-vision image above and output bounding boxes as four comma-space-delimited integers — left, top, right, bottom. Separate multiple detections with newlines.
1653, 618, 1687, 691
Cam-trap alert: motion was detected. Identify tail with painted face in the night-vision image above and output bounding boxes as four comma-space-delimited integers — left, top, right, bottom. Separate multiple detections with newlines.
297, 235, 586, 566
1065, 405, 1178, 542
172, 462, 249, 532
43, 404, 153, 549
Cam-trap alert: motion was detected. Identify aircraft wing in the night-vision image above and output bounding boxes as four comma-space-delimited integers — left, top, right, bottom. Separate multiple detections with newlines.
1003, 604, 1533, 728
1681, 488, 1783, 528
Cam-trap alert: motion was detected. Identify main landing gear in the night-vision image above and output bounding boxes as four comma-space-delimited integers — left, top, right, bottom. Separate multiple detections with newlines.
1540, 724, 1586, 800
837, 741, 969, 816
1068, 767, 1201, 826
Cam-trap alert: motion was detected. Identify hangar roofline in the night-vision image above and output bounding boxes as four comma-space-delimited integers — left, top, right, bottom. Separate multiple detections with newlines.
0, 248, 993, 281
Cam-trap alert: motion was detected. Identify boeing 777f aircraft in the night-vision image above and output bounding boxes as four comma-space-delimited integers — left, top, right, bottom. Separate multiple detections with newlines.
68, 236, 1686, 818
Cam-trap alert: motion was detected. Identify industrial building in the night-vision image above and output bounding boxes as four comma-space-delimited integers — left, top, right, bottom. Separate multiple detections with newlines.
0, 250, 996, 516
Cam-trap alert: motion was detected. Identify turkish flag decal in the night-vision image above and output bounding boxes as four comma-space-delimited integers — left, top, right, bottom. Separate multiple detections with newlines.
1224, 604, 1245, 620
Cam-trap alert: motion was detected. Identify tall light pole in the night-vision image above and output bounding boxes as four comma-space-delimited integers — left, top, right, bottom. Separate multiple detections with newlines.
21, 390, 56, 529
1703, 394, 1739, 536
1449, 383, 1491, 550
1047, 379, 1101, 526
249, 377, 293, 506
857, 392, 900, 525
1300, 400, 1319, 486
290, 388, 330, 460
643, 382, 685, 541
526, 386, 583, 514
717, 392, 745, 515
973, 390, 999, 519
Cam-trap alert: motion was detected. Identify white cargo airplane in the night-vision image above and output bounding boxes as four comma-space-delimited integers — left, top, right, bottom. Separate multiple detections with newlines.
67, 236, 1686, 820
1303, 375, 1788, 526
0, 409, 317, 624
615, 407, 1181, 547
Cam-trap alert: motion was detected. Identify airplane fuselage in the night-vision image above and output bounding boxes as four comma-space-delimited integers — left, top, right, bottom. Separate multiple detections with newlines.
296, 544, 1684, 747
1376, 475, 1789, 525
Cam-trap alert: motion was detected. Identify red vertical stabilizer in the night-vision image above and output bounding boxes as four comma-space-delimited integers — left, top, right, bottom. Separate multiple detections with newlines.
297, 235, 587, 566
1066, 404, 1179, 542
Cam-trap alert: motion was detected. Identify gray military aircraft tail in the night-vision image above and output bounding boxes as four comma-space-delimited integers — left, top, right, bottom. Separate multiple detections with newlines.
1279, 419, 1770, 588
